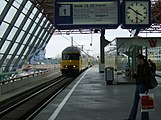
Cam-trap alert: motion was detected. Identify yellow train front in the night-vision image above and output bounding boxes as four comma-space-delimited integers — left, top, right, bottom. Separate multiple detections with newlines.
60, 46, 90, 76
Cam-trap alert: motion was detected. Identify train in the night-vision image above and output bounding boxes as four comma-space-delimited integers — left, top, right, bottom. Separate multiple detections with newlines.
60, 46, 93, 76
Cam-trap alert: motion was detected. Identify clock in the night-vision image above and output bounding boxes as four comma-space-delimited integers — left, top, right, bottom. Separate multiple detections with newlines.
122, 0, 151, 28
126, 2, 147, 23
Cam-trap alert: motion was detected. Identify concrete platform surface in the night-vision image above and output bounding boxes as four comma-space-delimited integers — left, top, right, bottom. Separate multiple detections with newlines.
34, 65, 161, 120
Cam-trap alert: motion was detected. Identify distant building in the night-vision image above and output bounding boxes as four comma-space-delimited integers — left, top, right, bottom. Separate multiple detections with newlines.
30, 49, 46, 64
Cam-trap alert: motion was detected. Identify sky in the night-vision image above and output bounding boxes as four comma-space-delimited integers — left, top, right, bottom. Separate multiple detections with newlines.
45, 26, 161, 58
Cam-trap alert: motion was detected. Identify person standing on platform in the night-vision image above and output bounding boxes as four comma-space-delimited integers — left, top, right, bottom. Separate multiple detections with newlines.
148, 59, 156, 75
124, 54, 151, 120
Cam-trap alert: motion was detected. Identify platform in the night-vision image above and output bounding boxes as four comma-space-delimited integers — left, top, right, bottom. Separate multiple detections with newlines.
34, 65, 161, 120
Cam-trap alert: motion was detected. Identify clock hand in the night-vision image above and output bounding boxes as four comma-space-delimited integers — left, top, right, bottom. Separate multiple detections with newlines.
128, 7, 143, 16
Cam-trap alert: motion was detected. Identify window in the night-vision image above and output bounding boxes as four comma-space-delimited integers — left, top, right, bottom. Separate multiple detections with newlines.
13, 0, 21, 8
30, 8, 38, 19
11, 55, 19, 66
35, 26, 41, 35
7, 27, 18, 40
4, 55, 12, 65
40, 17, 46, 26
1, 40, 10, 53
17, 45, 24, 55
23, 34, 30, 44
9, 43, 18, 54
15, 0, 23, 5
62, 54, 80, 60
16, 31, 25, 43
23, 46, 29, 55
35, 16, 40, 23
0, 22, 9, 38
23, 19, 31, 31
0, 0, 7, 14
29, 36, 35, 46
29, 23, 36, 34
4, 6, 17, 23
15, 13, 25, 27
22, 1, 32, 14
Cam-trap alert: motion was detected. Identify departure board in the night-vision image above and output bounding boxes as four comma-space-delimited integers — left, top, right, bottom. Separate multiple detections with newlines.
55, 0, 120, 29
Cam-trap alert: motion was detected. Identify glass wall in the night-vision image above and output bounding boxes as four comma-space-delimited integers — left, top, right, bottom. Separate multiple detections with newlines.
0, 0, 54, 73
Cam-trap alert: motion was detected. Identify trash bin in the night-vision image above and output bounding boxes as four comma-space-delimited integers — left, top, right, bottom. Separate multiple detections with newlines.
104, 67, 114, 85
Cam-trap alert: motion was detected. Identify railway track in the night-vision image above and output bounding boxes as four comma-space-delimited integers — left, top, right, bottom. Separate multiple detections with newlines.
0, 76, 75, 120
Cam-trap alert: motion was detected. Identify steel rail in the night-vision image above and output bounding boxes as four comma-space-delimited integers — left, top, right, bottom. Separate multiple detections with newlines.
0, 76, 72, 119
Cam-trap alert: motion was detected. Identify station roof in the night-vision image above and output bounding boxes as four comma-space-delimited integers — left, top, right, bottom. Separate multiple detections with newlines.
115, 36, 161, 52
31, 0, 161, 34
31, 0, 54, 23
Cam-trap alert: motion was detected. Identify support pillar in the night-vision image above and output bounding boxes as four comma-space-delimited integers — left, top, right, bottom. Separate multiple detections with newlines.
99, 29, 110, 73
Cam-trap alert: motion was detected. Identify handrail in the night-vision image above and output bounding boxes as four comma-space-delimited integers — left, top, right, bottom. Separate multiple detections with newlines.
0, 69, 55, 85
0, 71, 18, 81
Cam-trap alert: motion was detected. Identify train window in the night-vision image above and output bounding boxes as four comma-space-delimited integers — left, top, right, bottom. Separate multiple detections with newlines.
62, 54, 69, 60
62, 54, 80, 60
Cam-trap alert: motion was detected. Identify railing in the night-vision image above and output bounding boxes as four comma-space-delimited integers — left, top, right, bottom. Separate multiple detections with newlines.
21, 64, 60, 69
0, 64, 61, 85
0, 71, 18, 81
0, 68, 61, 95
0, 69, 55, 85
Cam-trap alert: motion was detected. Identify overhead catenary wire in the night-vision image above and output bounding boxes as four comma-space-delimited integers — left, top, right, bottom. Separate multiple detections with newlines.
61, 34, 92, 54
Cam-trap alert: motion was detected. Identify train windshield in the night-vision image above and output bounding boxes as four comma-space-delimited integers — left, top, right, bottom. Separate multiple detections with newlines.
62, 53, 80, 60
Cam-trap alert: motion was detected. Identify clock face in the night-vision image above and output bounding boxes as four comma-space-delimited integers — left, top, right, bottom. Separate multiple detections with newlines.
126, 2, 147, 23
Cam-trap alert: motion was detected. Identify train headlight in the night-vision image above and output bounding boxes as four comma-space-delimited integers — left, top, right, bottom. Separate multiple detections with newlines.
64, 65, 68, 68
73, 65, 77, 68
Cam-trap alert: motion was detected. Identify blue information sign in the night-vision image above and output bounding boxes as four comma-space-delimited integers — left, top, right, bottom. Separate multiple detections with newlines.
54, 0, 120, 29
